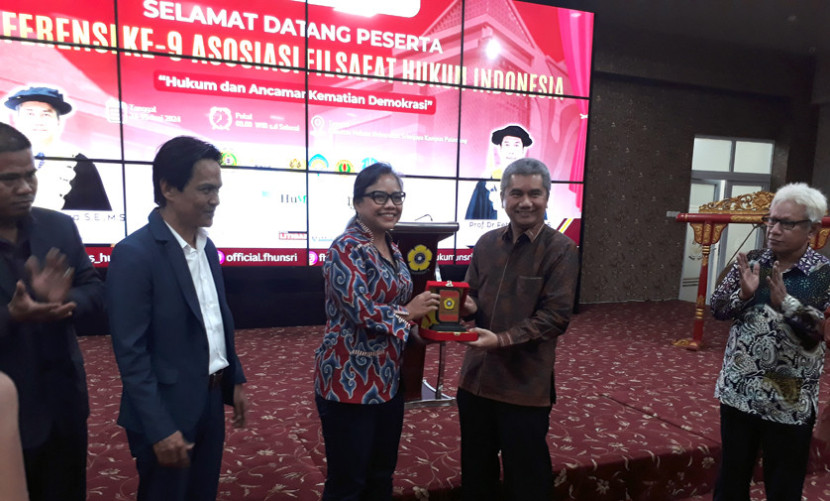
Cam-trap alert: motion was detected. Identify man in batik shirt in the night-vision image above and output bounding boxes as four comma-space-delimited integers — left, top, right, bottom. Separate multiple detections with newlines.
711, 182, 830, 501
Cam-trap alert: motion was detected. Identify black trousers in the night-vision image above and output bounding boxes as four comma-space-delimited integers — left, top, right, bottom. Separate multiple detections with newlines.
714, 403, 815, 501
315, 391, 405, 501
457, 389, 553, 501
127, 385, 225, 501
23, 418, 88, 501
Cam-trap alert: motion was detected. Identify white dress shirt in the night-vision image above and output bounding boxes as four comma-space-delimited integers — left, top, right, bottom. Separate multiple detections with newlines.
165, 222, 229, 375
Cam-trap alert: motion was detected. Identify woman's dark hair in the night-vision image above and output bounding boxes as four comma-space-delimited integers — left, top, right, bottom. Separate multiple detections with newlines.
353, 162, 403, 202
152, 136, 222, 207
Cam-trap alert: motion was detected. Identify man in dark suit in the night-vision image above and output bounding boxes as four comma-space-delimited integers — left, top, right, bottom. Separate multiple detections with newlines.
0, 122, 104, 500
107, 136, 248, 501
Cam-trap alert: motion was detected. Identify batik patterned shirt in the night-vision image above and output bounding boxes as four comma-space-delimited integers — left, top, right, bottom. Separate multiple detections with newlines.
711, 247, 830, 425
314, 219, 413, 404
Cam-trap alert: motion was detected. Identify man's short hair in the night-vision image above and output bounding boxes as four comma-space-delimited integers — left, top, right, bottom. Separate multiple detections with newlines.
491, 125, 533, 147
0, 122, 32, 154
4, 86, 73, 115
771, 183, 828, 223
500, 158, 551, 195
153, 136, 222, 207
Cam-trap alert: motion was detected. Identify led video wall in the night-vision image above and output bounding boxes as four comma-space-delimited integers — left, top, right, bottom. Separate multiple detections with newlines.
0, 0, 593, 266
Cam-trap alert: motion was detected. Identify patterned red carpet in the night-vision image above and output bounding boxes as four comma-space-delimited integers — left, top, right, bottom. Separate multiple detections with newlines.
81, 301, 830, 500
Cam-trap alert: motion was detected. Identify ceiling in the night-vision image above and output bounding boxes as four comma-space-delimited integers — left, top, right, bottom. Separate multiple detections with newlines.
549, 0, 830, 56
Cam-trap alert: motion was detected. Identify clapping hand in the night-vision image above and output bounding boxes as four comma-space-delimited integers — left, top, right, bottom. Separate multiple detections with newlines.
736, 252, 759, 301
26, 248, 74, 303
7, 280, 75, 322
7, 248, 77, 323
767, 261, 788, 310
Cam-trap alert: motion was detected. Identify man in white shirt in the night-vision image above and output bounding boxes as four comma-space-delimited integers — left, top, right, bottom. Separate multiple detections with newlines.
106, 136, 247, 500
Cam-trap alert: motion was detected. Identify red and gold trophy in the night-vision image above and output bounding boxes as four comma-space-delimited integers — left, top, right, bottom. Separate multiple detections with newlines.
419, 280, 477, 342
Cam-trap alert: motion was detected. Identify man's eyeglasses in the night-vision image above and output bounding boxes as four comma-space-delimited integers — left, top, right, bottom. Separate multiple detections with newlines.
761, 216, 811, 230
362, 191, 406, 205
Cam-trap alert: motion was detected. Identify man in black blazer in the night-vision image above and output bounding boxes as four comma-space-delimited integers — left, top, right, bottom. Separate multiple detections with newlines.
107, 136, 248, 500
0, 122, 104, 500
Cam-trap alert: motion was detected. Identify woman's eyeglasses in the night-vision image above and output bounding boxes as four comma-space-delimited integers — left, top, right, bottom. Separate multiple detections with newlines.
362, 191, 406, 205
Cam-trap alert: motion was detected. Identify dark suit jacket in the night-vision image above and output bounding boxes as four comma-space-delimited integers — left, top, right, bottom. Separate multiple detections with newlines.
0, 208, 104, 449
106, 209, 245, 445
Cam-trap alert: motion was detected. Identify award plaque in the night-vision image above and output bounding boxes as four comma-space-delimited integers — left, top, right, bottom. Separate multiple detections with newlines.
420, 280, 478, 342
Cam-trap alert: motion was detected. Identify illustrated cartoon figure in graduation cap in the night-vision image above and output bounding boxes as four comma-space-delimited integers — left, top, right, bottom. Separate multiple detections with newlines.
465, 124, 533, 220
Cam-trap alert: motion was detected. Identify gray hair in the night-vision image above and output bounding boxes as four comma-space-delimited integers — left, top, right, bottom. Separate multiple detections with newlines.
500, 158, 551, 196
771, 183, 827, 223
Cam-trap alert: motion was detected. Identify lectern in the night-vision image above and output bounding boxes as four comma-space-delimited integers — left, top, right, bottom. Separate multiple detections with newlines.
390, 221, 459, 407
